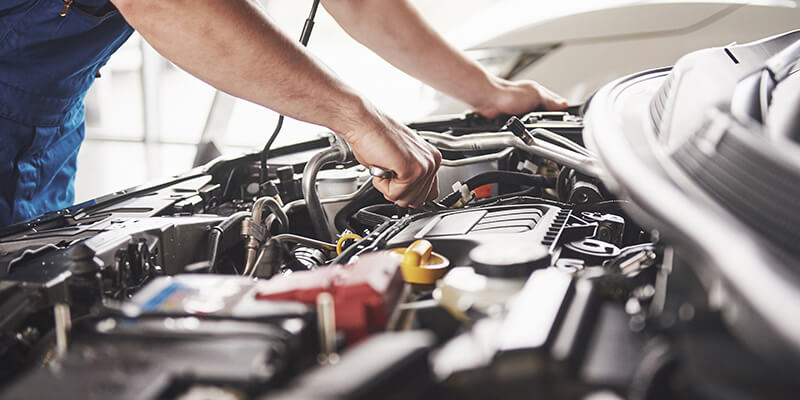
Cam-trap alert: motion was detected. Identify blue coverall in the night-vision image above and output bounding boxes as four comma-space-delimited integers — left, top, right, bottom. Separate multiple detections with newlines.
0, 0, 134, 227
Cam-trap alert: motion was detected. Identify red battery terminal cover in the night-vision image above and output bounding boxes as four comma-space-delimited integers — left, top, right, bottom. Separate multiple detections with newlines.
255, 251, 404, 344
473, 183, 493, 199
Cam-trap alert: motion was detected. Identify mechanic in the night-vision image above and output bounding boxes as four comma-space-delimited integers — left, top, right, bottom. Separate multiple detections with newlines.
0, 0, 567, 227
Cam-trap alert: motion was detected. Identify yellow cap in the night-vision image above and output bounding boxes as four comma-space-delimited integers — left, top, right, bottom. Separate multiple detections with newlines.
389, 240, 450, 284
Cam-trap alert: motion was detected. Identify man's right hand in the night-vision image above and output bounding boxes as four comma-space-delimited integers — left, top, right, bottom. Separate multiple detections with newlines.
113, 0, 442, 207
339, 108, 441, 209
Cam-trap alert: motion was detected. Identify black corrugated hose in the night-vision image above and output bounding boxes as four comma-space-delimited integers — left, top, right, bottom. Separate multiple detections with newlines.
440, 171, 554, 207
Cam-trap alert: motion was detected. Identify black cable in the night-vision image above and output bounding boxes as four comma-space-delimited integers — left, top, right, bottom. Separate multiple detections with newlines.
473, 195, 570, 209
471, 185, 546, 204
260, 0, 322, 185
221, 168, 237, 199
260, 115, 284, 184
440, 170, 554, 207
299, 0, 321, 47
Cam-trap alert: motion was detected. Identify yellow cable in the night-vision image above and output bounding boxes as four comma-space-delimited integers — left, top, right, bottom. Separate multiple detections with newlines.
336, 233, 363, 255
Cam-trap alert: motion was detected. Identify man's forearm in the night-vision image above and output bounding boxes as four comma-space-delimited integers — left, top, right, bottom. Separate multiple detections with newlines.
111, 0, 442, 207
112, 0, 373, 137
321, 0, 500, 110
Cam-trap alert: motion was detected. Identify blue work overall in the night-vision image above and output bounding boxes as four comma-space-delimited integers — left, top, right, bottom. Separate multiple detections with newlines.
0, 0, 134, 227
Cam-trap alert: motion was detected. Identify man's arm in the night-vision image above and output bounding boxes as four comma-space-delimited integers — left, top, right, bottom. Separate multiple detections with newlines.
320, 0, 567, 117
111, 0, 440, 207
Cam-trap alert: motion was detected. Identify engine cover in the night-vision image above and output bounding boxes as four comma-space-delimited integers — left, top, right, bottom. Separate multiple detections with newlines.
386, 204, 573, 273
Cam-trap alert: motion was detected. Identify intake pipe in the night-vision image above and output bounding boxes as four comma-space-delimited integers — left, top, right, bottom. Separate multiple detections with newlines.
419, 130, 604, 178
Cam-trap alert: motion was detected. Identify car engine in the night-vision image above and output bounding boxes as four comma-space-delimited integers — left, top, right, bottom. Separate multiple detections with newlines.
0, 31, 799, 399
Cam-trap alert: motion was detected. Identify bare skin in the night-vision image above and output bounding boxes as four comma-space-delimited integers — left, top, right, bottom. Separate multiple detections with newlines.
111, 0, 566, 207
321, 0, 568, 117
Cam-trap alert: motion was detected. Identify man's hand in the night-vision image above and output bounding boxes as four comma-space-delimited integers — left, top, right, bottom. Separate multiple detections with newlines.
322, 0, 569, 120
474, 77, 569, 119
339, 108, 441, 208
112, 0, 440, 206
114, 0, 560, 208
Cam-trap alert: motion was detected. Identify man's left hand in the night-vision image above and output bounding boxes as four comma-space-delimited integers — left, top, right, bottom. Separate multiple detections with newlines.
474, 77, 569, 119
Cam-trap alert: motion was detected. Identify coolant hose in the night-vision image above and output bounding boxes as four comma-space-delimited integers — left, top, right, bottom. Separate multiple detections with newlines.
302, 141, 351, 242
252, 196, 289, 233
333, 182, 386, 232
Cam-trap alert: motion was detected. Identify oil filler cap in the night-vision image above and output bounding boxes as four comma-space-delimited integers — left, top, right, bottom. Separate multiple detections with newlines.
390, 240, 450, 284
469, 244, 550, 278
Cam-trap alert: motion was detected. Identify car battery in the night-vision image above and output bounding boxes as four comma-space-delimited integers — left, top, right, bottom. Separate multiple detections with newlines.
2, 275, 315, 399
256, 250, 405, 344
127, 274, 310, 321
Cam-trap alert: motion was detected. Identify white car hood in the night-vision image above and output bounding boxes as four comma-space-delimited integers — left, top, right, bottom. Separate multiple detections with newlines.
453, 0, 797, 49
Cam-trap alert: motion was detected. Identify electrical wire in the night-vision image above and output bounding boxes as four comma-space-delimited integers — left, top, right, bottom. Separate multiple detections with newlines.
260, 115, 284, 184
439, 170, 554, 207
260, 0, 322, 184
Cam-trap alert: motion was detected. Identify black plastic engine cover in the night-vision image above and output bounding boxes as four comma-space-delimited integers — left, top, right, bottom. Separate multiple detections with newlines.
386, 205, 572, 268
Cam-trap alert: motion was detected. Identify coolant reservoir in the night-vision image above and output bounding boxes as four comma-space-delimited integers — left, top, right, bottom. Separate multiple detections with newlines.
435, 267, 527, 321
316, 165, 370, 198
316, 165, 371, 237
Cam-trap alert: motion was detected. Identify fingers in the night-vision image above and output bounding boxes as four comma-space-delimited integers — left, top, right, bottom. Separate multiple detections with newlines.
370, 144, 441, 208
426, 174, 440, 202
344, 112, 442, 208
424, 147, 442, 202
371, 176, 393, 202
409, 164, 438, 208
373, 178, 423, 208
377, 168, 434, 208
537, 84, 569, 111
371, 170, 429, 208
403, 143, 441, 207
475, 79, 569, 116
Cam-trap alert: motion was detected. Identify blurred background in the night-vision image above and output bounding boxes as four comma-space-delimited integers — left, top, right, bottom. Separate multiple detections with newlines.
76, 0, 500, 201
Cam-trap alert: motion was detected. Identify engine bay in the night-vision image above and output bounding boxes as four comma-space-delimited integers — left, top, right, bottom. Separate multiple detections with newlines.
1, 31, 799, 398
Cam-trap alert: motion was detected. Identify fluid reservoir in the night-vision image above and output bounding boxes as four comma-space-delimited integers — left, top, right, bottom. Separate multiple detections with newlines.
316, 165, 371, 235
436, 267, 527, 321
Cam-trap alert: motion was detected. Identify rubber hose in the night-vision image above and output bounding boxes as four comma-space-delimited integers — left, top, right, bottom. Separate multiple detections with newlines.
258, 196, 289, 233
208, 211, 251, 272
333, 183, 386, 232
302, 143, 349, 242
